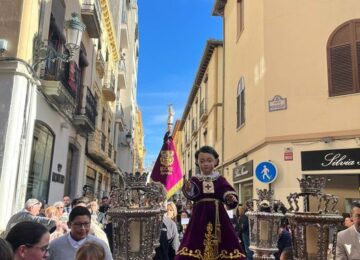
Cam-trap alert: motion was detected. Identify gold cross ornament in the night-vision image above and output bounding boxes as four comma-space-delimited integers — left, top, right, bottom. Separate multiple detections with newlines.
203, 181, 215, 193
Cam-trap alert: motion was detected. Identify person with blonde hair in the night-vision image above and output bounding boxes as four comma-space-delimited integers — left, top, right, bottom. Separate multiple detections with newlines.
45, 206, 57, 219
75, 241, 105, 260
89, 200, 105, 227
166, 202, 177, 221
45, 206, 68, 242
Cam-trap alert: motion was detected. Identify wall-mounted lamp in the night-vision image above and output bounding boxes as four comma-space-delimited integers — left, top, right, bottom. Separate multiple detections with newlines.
57, 163, 63, 172
125, 131, 132, 145
32, 12, 86, 70
322, 136, 334, 144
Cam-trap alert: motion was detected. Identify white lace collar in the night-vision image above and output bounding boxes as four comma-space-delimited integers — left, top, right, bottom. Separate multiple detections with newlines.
194, 171, 220, 181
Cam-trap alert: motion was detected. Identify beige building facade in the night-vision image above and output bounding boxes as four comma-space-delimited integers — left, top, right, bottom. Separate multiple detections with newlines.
180, 40, 223, 180
133, 107, 145, 172
0, 0, 140, 231
212, 0, 360, 213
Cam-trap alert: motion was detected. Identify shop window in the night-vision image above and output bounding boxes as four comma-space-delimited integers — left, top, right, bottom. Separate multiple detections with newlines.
26, 122, 55, 203
240, 181, 253, 204
236, 77, 245, 128
328, 19, 360, 96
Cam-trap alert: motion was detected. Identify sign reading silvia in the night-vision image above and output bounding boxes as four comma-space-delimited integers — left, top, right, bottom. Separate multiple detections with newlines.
301, 148, 360, 170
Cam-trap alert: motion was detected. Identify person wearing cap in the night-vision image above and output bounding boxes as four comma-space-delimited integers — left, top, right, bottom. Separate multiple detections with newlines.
2, 198, 56, 238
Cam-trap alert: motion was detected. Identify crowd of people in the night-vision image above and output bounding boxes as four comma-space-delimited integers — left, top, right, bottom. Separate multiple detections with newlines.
0, 145, 359, 260
0, 195, 113, 260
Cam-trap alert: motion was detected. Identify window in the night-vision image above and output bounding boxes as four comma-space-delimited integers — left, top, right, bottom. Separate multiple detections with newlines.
26, 122, 55, 203
328, 20, 360, 96
237, 0, 244, 40
236, 77, 245, 128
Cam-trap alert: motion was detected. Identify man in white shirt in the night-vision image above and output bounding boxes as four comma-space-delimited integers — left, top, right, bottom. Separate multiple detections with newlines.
49, 206, 112, 260
336, 201, 360, 260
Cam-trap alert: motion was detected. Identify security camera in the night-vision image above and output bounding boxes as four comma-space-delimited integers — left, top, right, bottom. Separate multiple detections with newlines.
0, 39, 8, 54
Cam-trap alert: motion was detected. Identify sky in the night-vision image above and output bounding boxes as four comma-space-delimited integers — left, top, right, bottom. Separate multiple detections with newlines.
137, 0, 222, 169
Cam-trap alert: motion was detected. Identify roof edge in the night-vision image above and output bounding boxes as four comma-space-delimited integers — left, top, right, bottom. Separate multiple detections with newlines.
179, 39, 223, 129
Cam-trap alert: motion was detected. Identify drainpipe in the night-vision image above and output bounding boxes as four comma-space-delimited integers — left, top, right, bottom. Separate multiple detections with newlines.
221, 12, 226, 176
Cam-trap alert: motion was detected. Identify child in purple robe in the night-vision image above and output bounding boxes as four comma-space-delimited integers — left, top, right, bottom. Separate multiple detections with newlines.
175, 146, 246, 260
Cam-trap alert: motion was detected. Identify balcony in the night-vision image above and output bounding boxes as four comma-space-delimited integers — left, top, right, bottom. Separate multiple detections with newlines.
199, 99, 208, 122
118, 58, 127, 89
73, 86, 97, 135
120, 9, 129, 48
102, 71, 116, 101
40, 60, 79, 119
81, 0, 101, 38
115, 103, 125, 131
87, 129, 117, 171
96, 51, 105, 79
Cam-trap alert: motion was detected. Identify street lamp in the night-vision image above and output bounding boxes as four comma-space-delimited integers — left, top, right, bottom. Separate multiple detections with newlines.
32, 12, 86, 70
126, 131, 132, 145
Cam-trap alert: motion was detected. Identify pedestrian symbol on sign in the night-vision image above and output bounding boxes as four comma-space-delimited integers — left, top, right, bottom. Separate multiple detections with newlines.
255, 161, 278, 184
261, 165, 271, 180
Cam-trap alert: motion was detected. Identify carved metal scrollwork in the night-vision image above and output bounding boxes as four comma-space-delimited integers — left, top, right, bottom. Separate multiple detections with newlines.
107, 172, 166, 260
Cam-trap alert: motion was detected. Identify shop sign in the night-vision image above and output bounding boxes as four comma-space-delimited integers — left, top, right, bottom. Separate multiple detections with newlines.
268, 95, 287, 112
301, 148, 360, 170
284, 147, 293, 161
233, 160, 253, 182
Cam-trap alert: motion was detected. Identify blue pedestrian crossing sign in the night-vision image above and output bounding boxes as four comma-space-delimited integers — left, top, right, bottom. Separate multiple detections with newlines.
255, 161, 278, 184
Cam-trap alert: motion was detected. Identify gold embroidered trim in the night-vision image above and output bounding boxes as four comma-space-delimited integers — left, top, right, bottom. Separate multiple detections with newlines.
176, 248, 202, 259
177, 222, 245, 259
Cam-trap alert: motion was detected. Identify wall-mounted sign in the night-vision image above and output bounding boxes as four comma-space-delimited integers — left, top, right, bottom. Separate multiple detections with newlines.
301, 148, 360, 170
268, 95, 287, 112
233, 160, 253, 182
255, 161, 278, 184
52, 172, 65, 184
284, 147, 293, 161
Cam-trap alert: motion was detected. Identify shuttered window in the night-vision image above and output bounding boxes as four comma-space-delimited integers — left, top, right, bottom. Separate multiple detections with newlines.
236, 77, 245, 128
328, 20, 360, 96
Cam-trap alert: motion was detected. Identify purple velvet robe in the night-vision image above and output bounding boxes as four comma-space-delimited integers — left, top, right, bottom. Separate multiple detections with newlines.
175, 174, 246, 260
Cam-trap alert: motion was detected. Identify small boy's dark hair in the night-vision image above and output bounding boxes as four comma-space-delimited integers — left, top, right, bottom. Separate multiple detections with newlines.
195, 146, 219, 167
102, 196, 109, 200
69, 206, 91, 223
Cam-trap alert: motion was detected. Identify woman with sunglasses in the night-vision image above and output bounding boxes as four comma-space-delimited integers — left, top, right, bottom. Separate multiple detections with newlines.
6, 221, 50, 260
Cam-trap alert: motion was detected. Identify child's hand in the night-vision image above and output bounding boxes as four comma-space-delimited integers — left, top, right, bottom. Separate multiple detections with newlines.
225, 194, 238, 204
184, 180, 192, 192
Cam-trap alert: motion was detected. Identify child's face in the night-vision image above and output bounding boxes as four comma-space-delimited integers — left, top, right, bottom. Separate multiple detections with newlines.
197, 152, 218, 175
